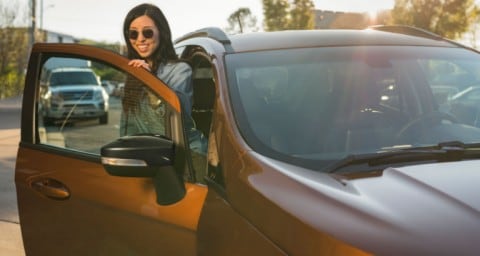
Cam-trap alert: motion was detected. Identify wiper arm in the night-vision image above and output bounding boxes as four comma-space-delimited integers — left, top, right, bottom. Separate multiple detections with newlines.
326, 149, 447, 173
437, 140, 480, 150
327, 141, 480, 173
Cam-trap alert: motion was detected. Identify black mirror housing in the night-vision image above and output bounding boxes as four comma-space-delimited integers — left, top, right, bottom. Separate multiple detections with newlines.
101, 134, 174, 177
101, 134, 186, 205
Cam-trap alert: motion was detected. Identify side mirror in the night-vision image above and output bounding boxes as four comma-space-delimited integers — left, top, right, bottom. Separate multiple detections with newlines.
101, 134, 174, 177
101, 134, 185, 205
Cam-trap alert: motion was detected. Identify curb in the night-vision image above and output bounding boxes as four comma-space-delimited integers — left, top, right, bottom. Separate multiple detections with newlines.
0, 220, 24, 256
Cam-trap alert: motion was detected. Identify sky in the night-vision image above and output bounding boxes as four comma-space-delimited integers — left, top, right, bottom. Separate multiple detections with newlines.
11, 0, 395, 43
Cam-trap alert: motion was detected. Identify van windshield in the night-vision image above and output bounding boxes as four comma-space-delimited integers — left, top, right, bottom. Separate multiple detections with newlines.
50, 71, 98, 86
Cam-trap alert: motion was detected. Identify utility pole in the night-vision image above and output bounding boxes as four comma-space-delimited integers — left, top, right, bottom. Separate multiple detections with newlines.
40, 0, 43, 29
29, 0, 36, 49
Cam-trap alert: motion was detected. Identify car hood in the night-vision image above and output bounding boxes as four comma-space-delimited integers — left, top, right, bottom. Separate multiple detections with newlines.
252, 156, 480, 255
50, 84, 101, 92
344, 161, 480, 255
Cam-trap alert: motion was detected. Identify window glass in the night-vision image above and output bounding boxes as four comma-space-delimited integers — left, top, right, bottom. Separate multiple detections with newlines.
226, 46, 480, 171
37, 57, 169, 155
465, 89, 480, 100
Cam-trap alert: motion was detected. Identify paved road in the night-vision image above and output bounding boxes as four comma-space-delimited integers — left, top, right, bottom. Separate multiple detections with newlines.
0, 95, 122, 256
0, 96, 25, 255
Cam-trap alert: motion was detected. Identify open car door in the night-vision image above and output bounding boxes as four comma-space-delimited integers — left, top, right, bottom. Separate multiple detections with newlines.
15, 43, 207, 255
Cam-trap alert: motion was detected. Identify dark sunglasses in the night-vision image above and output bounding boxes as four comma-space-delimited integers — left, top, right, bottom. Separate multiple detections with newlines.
128, 29, 155, 40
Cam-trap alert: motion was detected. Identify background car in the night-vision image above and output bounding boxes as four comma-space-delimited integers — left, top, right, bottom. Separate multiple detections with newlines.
39, 63, 109, 125
101, 80, 117, 96
16, 26, 480, 256
110, 82, 124, 98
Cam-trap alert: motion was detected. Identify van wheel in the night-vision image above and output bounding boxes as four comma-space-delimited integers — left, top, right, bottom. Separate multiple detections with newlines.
99, 113, 108, 124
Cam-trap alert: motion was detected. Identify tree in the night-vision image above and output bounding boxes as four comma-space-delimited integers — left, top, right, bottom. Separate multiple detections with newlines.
226, 8, 258, 34
263, 0, 290, 31
390, 0, 477, 39
468, 5, 480, 47
262, 0, 315, 31
0, 1, 29, 98
288, 0, 315, 30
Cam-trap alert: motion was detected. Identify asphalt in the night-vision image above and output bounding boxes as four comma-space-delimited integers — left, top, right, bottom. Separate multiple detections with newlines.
0, 95, 25, 256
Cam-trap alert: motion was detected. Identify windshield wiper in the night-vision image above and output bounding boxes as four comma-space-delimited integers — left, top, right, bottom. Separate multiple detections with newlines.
327, 141, 480, 173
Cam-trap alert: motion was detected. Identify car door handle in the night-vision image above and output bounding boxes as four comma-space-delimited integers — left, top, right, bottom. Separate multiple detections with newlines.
31, 178, 71, 200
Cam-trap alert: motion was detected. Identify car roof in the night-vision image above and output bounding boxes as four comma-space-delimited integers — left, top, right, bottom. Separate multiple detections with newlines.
227, 29, 457, 53
175, 26, 466, 54
50, 67, 94, 73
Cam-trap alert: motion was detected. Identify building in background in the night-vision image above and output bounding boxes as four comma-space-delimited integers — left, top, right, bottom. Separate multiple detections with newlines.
37, 29, 78, 43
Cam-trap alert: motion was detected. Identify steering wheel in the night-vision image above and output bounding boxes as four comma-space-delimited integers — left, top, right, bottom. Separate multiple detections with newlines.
395, 111, 458, 142
354, 104, 410, 126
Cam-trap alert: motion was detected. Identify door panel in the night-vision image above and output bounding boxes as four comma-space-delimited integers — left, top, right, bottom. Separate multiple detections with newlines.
16, 147, 205, 255
197, 188, 285, 255
16, 44, 207, 255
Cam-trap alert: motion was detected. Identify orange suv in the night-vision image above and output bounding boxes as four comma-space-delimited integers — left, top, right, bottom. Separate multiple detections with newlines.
16, 26, 480, 255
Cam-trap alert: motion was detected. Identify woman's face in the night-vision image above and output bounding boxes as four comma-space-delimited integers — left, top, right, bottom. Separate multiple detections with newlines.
129, 15, 159, 59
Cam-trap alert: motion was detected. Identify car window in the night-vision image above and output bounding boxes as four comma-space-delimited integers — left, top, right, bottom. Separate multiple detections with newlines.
229, 47, 407, 155
37, 56, 170, 155
227, 46, 480, 171
464, 89, 480, 100
426, 60, 480, 89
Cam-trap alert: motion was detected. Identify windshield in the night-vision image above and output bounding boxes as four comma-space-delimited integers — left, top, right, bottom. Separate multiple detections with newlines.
226, 46, 480, 171
50, 71, 98, 86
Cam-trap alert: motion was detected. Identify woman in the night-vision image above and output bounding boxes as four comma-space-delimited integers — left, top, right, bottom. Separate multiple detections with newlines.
121, 3, 206, 155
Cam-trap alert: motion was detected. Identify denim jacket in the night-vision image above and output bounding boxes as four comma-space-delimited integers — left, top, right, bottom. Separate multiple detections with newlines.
121, 61, 207, 154
157, 62, 206, 154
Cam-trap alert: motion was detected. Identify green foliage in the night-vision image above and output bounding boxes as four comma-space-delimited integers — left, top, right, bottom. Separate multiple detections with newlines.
390, 0, 477, 39
0, 27, 29, 99
288, 0, 315, 29
91, 62, 125, 83
0, 69, 24, 98
0, 1, 28, 99
263, 0, 290, 31
263, 0, 315, 31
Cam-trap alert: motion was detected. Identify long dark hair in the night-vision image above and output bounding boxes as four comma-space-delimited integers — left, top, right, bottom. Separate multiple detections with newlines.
123, 3, 178, 72
122, 3, 179, 115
